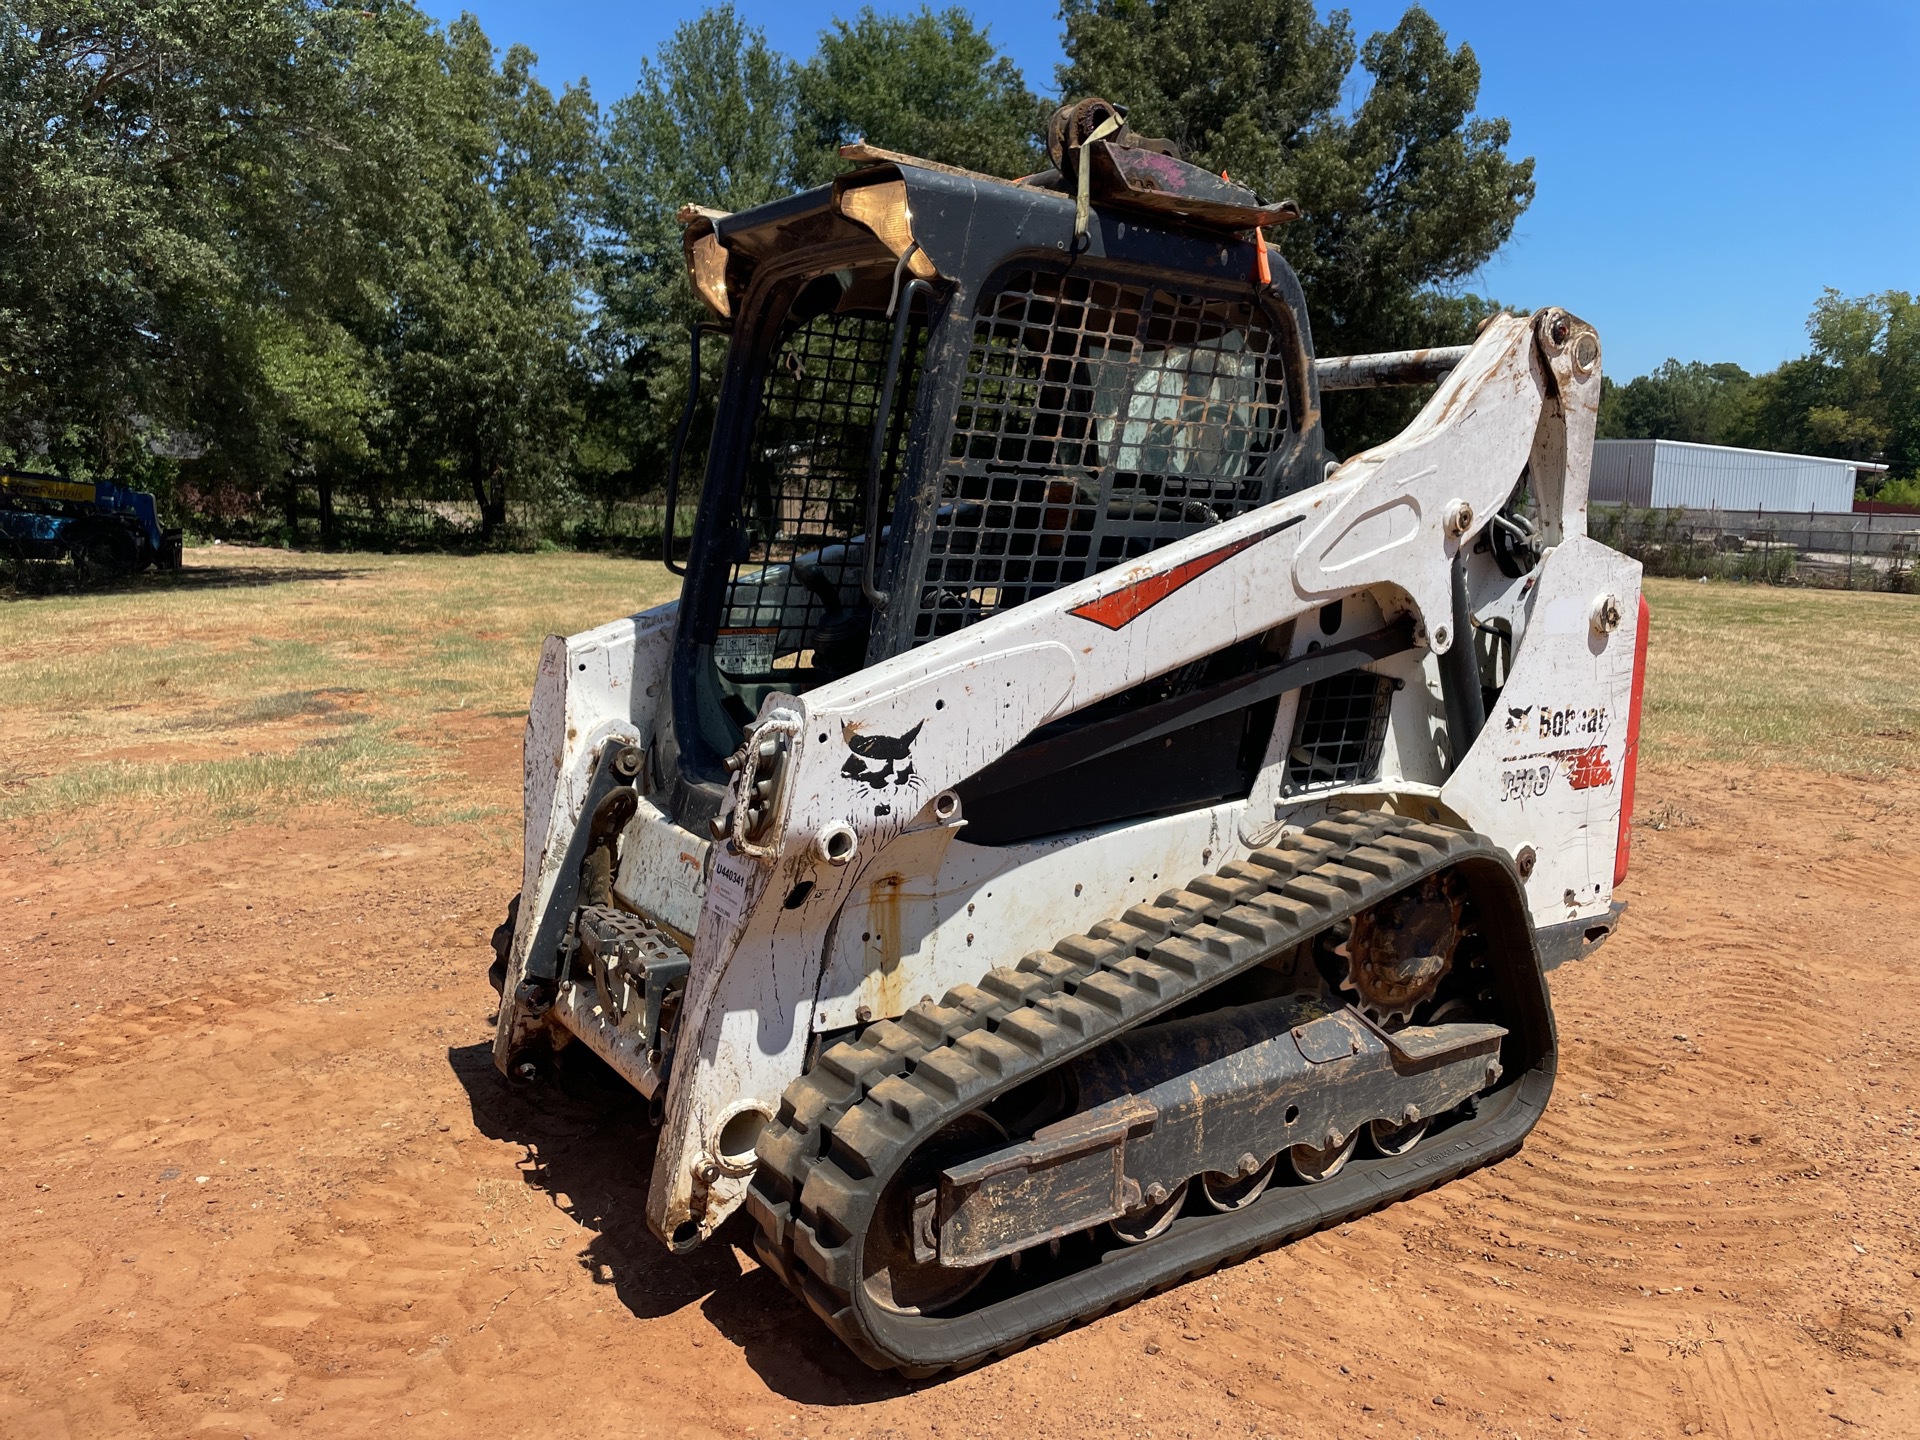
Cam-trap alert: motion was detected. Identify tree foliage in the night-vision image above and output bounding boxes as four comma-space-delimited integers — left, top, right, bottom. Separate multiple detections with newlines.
386, 19, 597, 540
1060, 0, 1533, 360
1, 2, 595, 540
1729, 290, 1920, 483
1, 1, 383, 474
1598, 360, 1755, 447
795, 7, 1044, 185
598, 4, 799, 495
23, 3, 1902, 542
1598, 290, 1920, 492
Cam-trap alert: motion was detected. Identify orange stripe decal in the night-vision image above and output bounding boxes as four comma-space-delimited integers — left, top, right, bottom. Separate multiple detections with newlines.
1563, 744, 1615, 791
1067, 516, 1301, 631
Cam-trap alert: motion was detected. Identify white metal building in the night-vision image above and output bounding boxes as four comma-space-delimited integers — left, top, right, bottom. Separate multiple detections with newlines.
1591, 439, 1885, 513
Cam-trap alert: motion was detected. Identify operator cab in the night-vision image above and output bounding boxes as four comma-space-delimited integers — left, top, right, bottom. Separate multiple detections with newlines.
662, 100, 1333, 830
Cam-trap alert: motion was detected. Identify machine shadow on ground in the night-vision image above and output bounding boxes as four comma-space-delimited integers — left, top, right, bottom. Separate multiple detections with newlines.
446, 1039, 919, 1407
1, 557, 371, 601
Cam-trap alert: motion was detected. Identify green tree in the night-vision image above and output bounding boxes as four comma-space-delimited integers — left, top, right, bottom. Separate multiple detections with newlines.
599, 4, 798, 511
794, 7, 1043, 185
1598, 360, 1754, 446
1059, 0, 1533, 451
0, 1, 390, 478
383, 17, 599, 543
232, 3, 451, 541
1722, 289, 1920, 485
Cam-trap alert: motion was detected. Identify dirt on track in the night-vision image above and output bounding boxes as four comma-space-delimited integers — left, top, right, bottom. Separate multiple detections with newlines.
3, 752, 1916, 1440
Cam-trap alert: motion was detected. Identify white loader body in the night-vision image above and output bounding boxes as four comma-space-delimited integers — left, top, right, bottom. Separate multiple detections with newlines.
496, 308, 1643, 1250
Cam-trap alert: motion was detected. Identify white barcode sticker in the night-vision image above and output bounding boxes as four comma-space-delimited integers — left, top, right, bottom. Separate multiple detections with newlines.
714, 627, 778, 676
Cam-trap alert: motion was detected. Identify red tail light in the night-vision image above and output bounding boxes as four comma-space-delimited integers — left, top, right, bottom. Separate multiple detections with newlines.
1613, 594, 1651, 886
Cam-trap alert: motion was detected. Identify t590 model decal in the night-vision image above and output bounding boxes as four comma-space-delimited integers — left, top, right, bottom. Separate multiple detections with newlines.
1068, 514, 1303, 631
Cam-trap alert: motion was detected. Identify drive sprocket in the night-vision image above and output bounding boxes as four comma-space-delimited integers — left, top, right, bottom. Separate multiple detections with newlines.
1333, 871, 1466, 1024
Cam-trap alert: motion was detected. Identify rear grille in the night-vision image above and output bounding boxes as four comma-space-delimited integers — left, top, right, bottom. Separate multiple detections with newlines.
717, 305, 924, 683
1283, 672, 1396, 794
910, 268, 1288, 645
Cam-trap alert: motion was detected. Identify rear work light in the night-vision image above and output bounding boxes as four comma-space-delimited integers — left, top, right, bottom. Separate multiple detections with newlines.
1613, 594, 1651, 886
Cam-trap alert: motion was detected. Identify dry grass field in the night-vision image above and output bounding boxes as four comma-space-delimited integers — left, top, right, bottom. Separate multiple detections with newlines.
0, 549, 680, 847
2, 549, 1916, 1439
1639, 581, 1920, 773
4, 554, 1916, 848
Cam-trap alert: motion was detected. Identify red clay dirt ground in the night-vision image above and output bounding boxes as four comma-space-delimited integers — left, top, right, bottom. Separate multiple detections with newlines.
2, 749, 1916, 1439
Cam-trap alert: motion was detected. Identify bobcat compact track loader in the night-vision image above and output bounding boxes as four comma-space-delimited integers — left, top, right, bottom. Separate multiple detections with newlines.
488, 98, 1650, 1373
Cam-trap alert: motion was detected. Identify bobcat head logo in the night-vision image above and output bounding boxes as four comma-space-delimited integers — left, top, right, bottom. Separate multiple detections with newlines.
841, 720, 924, 791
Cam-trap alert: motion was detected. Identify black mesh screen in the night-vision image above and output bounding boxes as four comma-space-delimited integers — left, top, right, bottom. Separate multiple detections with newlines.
716, 303, 923, 686
1283, 672, 1396, 794
910, 269, 1288, 645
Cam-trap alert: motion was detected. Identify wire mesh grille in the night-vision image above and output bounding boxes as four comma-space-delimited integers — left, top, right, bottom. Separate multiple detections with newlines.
716, 305, 923, 684
1283, 672, 1395, 794
910, 268, 1289, 644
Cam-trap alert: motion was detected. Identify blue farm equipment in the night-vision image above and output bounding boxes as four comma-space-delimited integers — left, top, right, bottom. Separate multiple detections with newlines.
0, 467, 183, 585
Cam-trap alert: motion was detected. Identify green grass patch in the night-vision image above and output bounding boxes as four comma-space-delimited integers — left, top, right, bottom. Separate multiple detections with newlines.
3, 550, 1911, 848
1642, 578, 1920, 772
0, 723, 504, 851
0, 547, 676, 841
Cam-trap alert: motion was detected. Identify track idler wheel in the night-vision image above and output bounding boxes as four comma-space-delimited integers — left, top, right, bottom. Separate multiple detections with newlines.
1287, 1131, 1359, 1183
862, 1112, 1006, 1316
1198, 1153, 1277, 1212
1110, 1179, 1188, 1243
1367, 1117, 1429, 1157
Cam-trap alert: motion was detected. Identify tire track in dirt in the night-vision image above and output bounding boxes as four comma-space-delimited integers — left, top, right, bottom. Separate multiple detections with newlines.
2, 765, 1917, 1438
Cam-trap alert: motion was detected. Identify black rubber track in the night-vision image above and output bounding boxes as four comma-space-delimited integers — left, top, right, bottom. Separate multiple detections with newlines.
746, 812, 1557, 1373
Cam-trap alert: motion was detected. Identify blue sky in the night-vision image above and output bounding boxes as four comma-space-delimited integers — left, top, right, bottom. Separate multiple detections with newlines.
434, 1, 1919, 381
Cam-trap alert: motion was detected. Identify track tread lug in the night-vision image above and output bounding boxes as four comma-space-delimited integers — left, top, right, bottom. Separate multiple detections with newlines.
1216, 908, 1293, 948
791, 1221, 860, 1297
995, 1006, 1066, 1056
1086, 919, 1152, 952
1055, 933, 1127, 967
1189, 921, 1270, 964
909, 1047, 980, 1098
1279, 875, 1347, 908
1316, 862, 1375, 891
1031, 993, 1102, 1036
1072, 971, 1136, 1013
827, 1111, 909, 1180
1154, 887, 1215, 917
1119, 903, 1184, 938
1018, 951, 1085, 985
1107, 956, 1175, 999
950, 1029, 1026, 1080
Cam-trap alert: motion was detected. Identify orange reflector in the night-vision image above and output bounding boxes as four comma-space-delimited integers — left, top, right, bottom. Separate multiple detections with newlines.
687, 231, 731, 320
1613, 594, 1651, 886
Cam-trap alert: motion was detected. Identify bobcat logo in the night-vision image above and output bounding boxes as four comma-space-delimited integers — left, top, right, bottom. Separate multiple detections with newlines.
1504, 704, 1535, 732
841, 720, 924, 791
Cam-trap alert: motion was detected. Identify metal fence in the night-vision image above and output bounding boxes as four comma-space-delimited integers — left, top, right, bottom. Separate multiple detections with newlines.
1589, 506, 1920, 593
